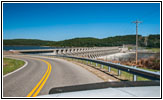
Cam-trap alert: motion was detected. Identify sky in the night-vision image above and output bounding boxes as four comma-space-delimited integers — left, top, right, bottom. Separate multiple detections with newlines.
3, 3, 160, 41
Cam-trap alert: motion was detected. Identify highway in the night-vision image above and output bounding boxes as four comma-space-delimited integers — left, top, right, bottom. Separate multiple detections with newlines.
3, 55, 103, 97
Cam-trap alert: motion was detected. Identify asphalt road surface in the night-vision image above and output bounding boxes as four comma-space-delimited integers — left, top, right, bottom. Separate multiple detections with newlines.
3, 55, 103, 97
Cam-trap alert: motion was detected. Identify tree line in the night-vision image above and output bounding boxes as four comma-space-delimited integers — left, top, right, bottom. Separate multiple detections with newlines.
3, 34, 160, 48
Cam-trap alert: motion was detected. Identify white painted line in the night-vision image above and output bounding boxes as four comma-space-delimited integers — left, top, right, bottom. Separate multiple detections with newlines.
3, 58, 28, 78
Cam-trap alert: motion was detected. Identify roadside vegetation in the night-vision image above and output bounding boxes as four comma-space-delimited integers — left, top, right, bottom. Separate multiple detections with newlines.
3, 58, 25, 75
146, 48, 160, 53
110, 56, 160, 71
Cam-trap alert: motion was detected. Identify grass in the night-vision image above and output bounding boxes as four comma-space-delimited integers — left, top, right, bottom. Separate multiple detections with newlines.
3, 58, 25, 75
128, 46, 133, 50
139, 67, 159, 72
146, 48, 160, 53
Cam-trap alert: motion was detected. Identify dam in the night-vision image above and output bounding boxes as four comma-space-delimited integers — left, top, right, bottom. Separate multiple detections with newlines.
11, 47, 127, 58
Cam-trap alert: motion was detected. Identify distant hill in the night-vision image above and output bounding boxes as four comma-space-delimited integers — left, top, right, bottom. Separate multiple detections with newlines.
3, 34, 160, 48
147, 34, 160, 48
3, 39, 56, 46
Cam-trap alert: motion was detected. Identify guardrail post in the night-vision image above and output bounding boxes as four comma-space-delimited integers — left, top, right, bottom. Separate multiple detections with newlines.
118, 69, 121, 76
96, 63, 98, 67
117, 63, 121, 76
108, 66, 111, 72
101, 65, 104, 69
91, 62, 92, 65
133, 66, 137, 81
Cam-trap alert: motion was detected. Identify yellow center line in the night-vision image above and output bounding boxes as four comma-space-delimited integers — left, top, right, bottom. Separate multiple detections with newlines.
26, 58, 52, 97
32, 63, 51, 97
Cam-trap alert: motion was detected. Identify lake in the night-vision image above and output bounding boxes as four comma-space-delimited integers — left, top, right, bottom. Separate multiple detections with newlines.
3, 46, 61, 51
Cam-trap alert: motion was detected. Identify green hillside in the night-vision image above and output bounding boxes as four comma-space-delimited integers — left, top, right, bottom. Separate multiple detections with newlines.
3, 39, 56, 46
3, 34, 160, 48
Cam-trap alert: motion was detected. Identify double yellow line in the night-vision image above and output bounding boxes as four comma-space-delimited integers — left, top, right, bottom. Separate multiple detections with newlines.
26, 58, 52, 97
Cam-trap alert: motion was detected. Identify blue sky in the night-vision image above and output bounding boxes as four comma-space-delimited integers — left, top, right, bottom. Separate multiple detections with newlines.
3, 3, 160, 41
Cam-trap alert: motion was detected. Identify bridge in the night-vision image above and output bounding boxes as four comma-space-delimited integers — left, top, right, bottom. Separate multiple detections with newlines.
13, 47, 124, 58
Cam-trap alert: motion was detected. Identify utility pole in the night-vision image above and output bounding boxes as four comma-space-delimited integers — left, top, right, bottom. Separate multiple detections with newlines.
132, 20, 142, 66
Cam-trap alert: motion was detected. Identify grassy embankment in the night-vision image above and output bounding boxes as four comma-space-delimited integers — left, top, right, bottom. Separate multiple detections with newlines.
3, 58, 25, 75
146, 48, 160, 53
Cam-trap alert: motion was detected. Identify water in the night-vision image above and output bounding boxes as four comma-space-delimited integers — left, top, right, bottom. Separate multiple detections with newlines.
3, 46, 61, 51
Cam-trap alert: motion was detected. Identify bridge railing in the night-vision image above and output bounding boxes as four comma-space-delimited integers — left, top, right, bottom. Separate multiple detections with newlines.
50, 55, 160, 81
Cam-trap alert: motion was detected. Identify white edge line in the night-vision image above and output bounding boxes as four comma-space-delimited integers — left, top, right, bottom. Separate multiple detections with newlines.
3, 58, 28, 78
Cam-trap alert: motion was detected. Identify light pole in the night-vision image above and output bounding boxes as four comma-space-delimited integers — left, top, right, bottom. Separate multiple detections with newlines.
132, 20, 142, 65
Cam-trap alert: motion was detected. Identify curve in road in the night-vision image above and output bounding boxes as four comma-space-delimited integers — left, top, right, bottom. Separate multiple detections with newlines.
3, 55, 103, 97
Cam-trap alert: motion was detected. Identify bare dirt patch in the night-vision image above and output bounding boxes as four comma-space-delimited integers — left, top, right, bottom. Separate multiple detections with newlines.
3, 51, 22, 55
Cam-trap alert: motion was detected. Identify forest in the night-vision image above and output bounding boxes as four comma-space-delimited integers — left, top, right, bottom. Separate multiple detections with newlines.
3, 34, 160, 48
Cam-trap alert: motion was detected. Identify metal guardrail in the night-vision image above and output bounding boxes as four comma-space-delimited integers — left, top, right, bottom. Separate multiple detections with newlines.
52, 55, 160, 81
